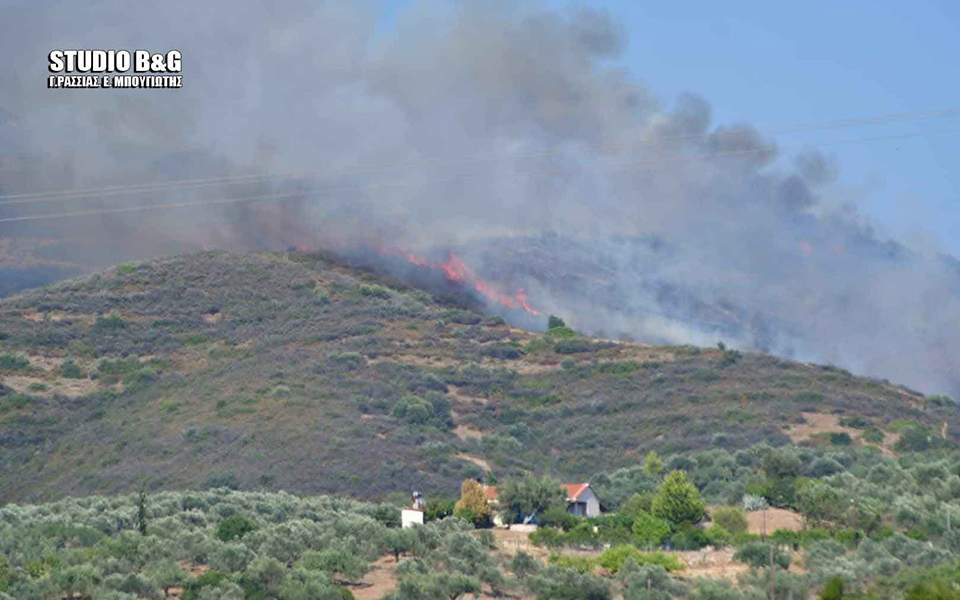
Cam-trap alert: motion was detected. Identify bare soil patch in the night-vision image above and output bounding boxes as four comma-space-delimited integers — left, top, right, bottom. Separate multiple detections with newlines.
349, 555, 398, 600
22, 310, 96, 325
3, 374, 99, 398
454, 422, 484, 441
368, 354, 461, 369
786, 411, 899, 455
746, 508, 804, 536
492, 528, 541, 557
448, 385, 489, 405
165, 562, 209, 599
202, 311, 222, 324
512, 361, 562, 374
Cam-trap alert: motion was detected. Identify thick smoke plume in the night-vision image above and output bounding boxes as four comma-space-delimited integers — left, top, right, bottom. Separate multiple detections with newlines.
1, 1, 958, 397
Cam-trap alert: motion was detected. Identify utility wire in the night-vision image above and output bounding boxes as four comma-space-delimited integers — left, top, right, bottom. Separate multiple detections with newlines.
1, 106, 958, 206
3, 126, 959, 225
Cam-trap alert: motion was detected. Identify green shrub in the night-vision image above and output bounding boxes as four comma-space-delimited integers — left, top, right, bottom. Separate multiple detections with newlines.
181, 570, 229, 600
838, 416, 870, 429
819, 575, 845, 600
441, 309, 482, 325
710, 506, 748, 535
668, 524, 709, 550
424, 498, 455, 522
529, 527, 565, 548
631, 511, 670, 549
539, 506, 579, 531
482, 344, 523, 360
925, 394, 955, 409
215, 514, 257, 542
829, 431, 853, 446
182, 334, 208, 346
527, 565, 610, 600
545, 326, 577, 339
704, 525, 733, 547
651, 471, 706, 526
1, 393, 33, 411
549, 553, 595, 573
93, 314, 127, 331
688, 578, 745, 600
60, 360, 85, 379
596, 545, 683, 573
392, 394, 448, 427
0, 353, 29, 371
733, 541, 790, 569
620, 493, 655, 520
895, 425, 936, 452
358, 284, 391, 299
553, 337, 593, 354
511, 551, 539, 579
562, 521, 603, 548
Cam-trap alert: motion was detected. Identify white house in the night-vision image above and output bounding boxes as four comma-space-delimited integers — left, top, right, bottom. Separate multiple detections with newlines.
401, 490, 425, 528
401, 509, 424, 528
563, 483, 601, 518
482, 482, 602, 523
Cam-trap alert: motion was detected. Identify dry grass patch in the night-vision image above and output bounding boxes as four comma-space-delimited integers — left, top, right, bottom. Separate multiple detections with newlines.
3, 374, 99, 398
746, 508, 804, 536
786, 412, 899, 455
675, 547, 748, 582
457, 452, 492, 472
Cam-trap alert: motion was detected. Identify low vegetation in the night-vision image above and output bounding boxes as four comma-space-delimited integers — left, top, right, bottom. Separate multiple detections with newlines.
0, 251, 954, 504
1, 250, 959, 597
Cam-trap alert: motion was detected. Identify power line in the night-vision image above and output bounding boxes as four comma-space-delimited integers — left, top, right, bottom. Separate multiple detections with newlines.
0, 191, 307, 223
1, 106, 958, 206
0, 172, 295, 205
3, 127, 959, 225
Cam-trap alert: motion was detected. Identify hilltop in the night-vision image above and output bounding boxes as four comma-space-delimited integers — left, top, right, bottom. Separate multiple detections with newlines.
0, 250, 954, 503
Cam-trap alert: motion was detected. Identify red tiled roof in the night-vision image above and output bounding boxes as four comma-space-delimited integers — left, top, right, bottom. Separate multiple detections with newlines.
564, 483, 590, 501
481, 483, 590, 502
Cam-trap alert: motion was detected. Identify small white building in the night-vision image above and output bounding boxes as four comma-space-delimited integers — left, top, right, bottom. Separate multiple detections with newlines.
563, 483, 600, 517
401, 490, 425, 528
563, 483, 601, 518
401, 509, 424, 528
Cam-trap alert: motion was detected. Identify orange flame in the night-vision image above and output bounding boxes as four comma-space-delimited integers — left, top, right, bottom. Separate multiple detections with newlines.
391, 247, 540, 315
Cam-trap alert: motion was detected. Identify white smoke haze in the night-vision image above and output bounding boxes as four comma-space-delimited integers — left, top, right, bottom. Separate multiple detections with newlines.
0, 1, 958, 397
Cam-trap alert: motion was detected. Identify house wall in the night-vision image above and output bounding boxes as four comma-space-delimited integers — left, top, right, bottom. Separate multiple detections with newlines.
401, 509, 424, 528
574, 487, 601, 518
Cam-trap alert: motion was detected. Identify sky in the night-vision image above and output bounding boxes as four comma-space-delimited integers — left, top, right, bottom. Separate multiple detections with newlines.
380, 1, 960, 255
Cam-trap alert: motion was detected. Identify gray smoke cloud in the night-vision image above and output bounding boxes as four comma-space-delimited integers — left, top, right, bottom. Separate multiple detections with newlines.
1, 1, 958, 398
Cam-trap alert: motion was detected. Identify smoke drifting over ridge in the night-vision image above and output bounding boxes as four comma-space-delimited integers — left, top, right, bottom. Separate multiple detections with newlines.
1, 2, 958, 397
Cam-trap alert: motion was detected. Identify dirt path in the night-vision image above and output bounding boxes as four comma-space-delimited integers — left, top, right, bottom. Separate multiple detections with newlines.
349, 555, 398, 600
457, 452, 493, 472
453, 422, 484, 441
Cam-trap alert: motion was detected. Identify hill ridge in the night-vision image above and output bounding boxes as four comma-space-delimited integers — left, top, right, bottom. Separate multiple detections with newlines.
0, 250, 953, 503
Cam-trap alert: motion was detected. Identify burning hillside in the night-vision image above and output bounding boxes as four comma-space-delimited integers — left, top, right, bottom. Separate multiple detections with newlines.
393, 248, 540, 316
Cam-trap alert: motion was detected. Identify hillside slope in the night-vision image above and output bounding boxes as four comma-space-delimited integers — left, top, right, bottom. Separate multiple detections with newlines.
0, 251, 953, 503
